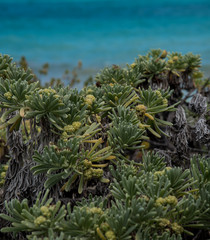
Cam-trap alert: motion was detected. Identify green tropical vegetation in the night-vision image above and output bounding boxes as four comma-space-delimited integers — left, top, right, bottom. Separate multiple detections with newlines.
0, 49, 209, 240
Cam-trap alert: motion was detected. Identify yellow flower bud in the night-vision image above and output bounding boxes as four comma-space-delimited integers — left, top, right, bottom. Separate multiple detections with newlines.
155, 197, 165, 206
96, 114, 101, 123
3, 165, 9, 171
160, 50, 167, 59
136, 104, 146, 112
40, 206, 50, 217
156, 195, 178, 207
92, 168, 103, 178
155, 90, 162, 98
171, 222, 184, 234
89, 207, 104, 215
83, 159, 92, 168
158, 218, 170, 227
162, 98, 168, 106
84, 168, 93, 179
165, 195, 178, 205
131, 63, 136, 68
140, 141, 150, 149
85, 94, 96, 106
62, 131, 68, 139
154, 170, 165, 178
0, 172, 6, 178
72, 121, 81, 130
87, 89, 93, 93
34, 216, 47, 226
193, 71, 203, 79
64, 125, 75, 133
105, 230, 116, 240
172, 56, 179, 61
0, 180, 5, 185
85, 98, 93, 105
4, 92, 12, 100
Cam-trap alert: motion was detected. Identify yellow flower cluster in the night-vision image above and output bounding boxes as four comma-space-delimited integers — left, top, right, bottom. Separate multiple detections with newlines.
4, 92, 12, 100
162, 98, 168, 106
86, 207, 104, 215
64, 125, 75, 133
38, 88, 61, 101
0, 172, 6, 178
193, 71, 203, 79
130, 63, 136, 69
0, 164, 8, 186
0, 179, 5, 186
136, 104, 155, 120
63, 122, 82, 136
87, 89, 93, 93
154, 170, 165, 178
34, 216, 47, 226
114, 96, 118, 102
83, 159, 92, 168
158, 218, 170, 227
105, 230, 116, 240
84, 168, 93, 179
98, 223, 116, 240
72, 121, 82, 129
157, 218, 183, 234
156, 195, 178, 207
154, 167, 172, 179
168, 59, 174, 65
166, 195, 178, 205
84, 168, 103, 180
85, 94, 96, 106
95, 114, 101, 123
149, 89, 168, 109
155, 90, 162, 98
171, 222, 184, 234
173, 56, 179, 61
3, 165, 8, 171
160, 50, 167, 59
140, 141, 150, 150
40, 206, 51, 217
38, 87, 56, 96
61, 131, 69, 141
135, 104, 146, 112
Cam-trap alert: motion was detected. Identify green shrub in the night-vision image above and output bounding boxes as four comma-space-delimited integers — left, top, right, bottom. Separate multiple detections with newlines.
0, 49, 209, 239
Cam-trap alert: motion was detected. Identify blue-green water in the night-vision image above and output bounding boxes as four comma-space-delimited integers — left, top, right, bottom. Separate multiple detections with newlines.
0, 0, 210, 86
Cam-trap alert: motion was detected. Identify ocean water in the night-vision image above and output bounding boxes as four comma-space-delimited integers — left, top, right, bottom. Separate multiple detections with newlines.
0, 0, 210, 87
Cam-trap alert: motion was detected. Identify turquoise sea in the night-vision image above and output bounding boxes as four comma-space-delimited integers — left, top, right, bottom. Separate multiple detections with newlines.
0, 0, 210, 87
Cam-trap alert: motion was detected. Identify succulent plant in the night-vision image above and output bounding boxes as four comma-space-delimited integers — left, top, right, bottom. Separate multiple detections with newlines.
0, 50, 209, 240
0, 54, 13, 76
32, 137, 113, 194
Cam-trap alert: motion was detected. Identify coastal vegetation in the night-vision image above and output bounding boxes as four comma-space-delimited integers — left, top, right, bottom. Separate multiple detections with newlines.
0, 49, 209, 240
